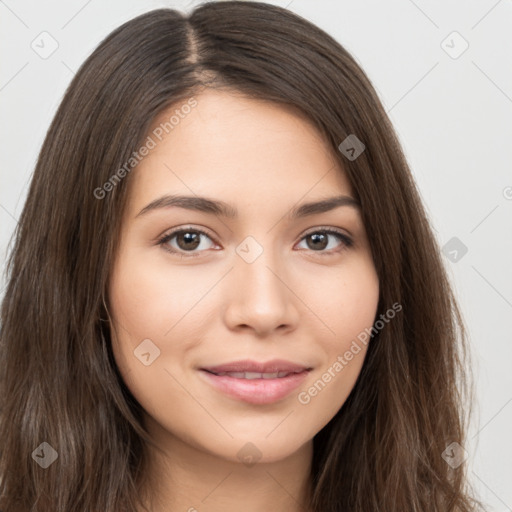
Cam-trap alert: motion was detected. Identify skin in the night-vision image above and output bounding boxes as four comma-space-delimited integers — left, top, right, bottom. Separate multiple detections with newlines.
108, 88, 380, 512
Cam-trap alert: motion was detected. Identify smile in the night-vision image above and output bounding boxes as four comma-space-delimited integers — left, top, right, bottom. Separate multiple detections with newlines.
199, 366, 311, 405
205, 370, 300, 379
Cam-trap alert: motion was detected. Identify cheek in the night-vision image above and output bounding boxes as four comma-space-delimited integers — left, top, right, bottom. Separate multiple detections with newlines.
304, 255, 380, 346
107, 253, 204, 426
108, 246, 215, 348
295, 257, 379, 413
107, 249, 197, 388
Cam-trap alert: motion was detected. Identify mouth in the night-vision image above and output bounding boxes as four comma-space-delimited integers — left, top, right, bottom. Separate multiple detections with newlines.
203, 370, 302, 379
199, 359, 312, 405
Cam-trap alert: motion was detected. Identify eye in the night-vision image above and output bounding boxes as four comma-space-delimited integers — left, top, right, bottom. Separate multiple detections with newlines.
296, 228, 353, 255
157, 226, 353, 258
157, 227, 218, 258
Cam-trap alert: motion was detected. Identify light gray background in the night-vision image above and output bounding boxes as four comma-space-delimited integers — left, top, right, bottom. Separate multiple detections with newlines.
1, 0, 511, 509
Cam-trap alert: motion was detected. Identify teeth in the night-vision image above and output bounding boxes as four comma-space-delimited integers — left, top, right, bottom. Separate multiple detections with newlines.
245, 372, 262, 379
213, 371, 295, 379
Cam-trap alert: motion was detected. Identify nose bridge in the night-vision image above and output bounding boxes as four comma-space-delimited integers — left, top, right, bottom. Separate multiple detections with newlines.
235, 236, 287, 305
223, 234, 298, 333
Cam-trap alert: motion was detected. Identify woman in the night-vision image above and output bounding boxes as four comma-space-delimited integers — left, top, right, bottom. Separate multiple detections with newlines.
0, 2, 483, 511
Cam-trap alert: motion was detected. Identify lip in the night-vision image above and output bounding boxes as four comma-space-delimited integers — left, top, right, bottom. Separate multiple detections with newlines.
199, 359, 312, 405
201, 359, 311, 374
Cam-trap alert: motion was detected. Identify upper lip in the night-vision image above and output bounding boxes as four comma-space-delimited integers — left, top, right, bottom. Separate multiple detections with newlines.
201, 359, 312, 374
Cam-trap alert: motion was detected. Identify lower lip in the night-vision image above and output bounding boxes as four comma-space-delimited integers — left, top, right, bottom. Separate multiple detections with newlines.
199, 370, 310, 405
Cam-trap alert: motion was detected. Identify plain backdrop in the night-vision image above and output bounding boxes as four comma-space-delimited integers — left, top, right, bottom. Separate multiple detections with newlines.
1, 0, 511, 510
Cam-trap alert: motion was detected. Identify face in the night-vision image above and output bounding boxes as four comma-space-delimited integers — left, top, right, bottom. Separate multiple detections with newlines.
108, 89, 379, 465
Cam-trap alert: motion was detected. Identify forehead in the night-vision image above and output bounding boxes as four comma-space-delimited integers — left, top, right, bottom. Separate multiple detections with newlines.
126, 89, 354, 214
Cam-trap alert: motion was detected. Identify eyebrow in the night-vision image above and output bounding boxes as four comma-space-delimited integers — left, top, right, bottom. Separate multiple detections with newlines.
135, 194, 360, 220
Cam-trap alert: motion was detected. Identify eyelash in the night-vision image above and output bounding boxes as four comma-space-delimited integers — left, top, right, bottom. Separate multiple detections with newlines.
156, 226, 353, 259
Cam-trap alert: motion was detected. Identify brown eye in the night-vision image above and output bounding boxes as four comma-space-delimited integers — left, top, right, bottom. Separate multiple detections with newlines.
175, 231, 201, 251
158, 228, 217, 257
305, 232, 329, 250
297, 229, 353, 255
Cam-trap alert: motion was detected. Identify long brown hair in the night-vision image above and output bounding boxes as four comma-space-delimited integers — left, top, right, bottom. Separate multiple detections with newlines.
0, 2, 483, 510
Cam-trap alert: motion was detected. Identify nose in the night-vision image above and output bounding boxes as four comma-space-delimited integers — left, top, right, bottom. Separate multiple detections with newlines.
222, 246, 300, 337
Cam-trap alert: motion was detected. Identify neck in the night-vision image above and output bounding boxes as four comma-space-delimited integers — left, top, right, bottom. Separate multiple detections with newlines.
137, 416, 313, 512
